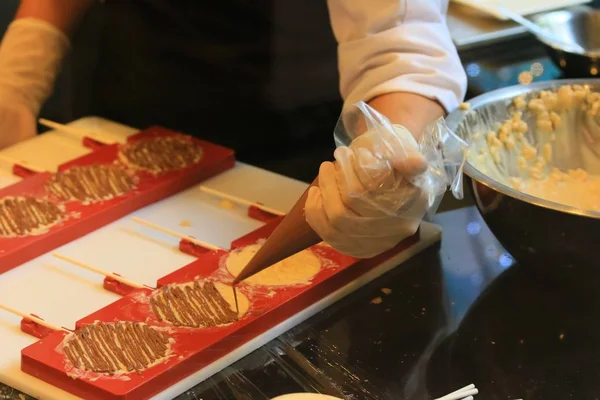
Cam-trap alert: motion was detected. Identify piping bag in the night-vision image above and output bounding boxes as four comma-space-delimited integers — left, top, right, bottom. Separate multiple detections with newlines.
232, 102, 467, 285
232, 177, 320, 284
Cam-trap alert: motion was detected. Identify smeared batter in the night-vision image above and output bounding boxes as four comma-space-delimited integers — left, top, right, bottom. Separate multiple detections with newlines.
0, 196, 62, 237
48, 165, 135, 202
226, 243, 322, 286
468, 84, 600, 212
119, 136, 203, 174
62, 321, 170, 374
511, 168, 600, 211
150, 281, 249, 327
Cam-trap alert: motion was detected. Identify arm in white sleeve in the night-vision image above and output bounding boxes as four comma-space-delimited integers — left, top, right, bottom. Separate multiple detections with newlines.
0, 0, 92, 148
0, 18, 70, 115
0, 18, 70, 148
327, 0, 467, 113
0, 0, 93, 115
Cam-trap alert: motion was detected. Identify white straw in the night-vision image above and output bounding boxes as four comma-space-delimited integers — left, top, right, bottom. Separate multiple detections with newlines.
435, 384, 478, 400
446, 384, 475, 396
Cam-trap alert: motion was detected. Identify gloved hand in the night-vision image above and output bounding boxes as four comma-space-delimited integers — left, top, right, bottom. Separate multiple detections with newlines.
0, 18, 69, 149
0, 97, 37, 149
305, 124, 433, 259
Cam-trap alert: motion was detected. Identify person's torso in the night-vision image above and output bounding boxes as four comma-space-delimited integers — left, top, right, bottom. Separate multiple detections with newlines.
88, 1, 339, 123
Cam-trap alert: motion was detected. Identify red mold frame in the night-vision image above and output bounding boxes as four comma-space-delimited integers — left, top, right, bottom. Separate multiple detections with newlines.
82, 137, 107, 150
103, 275, 141, 296
12, 164, 39, 179
178, 239, 213, 257
247, 205, 280, 223
0, 126, 235, 274
20, 316, 57, 339
21, 218, 420, 400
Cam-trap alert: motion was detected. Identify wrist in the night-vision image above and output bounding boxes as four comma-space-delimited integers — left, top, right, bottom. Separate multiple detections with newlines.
367, 92, 445, 140
0, 18, 70, 115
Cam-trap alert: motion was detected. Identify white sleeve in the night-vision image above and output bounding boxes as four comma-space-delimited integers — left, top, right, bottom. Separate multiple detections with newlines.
327, 0, 467, 113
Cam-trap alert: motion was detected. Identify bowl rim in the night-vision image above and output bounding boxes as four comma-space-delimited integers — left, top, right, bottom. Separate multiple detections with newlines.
447, 78, 600, 220
531, 7, 600, 57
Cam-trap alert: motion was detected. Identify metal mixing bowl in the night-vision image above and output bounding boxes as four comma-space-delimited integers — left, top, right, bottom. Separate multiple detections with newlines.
532, 7, 600, 78
446, 79, 600, 266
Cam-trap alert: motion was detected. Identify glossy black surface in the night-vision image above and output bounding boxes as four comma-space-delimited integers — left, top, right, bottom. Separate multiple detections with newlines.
427, 243, 600, 399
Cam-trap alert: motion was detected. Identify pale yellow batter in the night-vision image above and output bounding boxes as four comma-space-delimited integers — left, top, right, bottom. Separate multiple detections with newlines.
215, 282, 250, 316
225, 243, 322, 286
468, 84, 600, 212
511, 168, 600, 211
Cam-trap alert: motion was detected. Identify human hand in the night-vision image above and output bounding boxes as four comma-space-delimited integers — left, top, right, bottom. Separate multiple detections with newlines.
0, 91, 37, 149
0, 18, 69, 149
305, 124, 433, 258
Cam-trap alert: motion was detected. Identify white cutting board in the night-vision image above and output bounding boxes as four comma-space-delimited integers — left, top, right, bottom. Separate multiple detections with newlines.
452, 0, 591, 19
0, 117, 441, 400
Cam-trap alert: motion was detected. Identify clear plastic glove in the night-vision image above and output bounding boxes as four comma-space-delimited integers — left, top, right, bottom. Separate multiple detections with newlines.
0, 18, 69, 149
0, 94, 37, 149
305, 102, 466, 259
306, 126, 431, 258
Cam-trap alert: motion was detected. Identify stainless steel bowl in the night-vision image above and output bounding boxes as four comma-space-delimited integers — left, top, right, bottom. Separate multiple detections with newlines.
446, 79, 600, 266
532, 7, 600, 78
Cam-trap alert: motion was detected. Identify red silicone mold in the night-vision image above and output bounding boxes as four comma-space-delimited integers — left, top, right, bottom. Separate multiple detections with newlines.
21, 218, 420, 400
0, 126, 234, 274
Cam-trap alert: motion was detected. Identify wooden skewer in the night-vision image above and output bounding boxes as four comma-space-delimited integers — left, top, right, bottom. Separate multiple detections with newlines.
131, 217, 222, 251
0, 303, 70, 332
0, 154, 47, 173
232, 286, 239, 315
199, 186, 285, 216
52, 252, 145, 289
38, 118, 115, 145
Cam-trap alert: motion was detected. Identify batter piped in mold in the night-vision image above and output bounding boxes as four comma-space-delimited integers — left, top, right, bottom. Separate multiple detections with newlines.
226, 242, 322, 286
119, 136, 203, 174
0, 196, 62, 237
62, 321, 170, 374
48, 165, 135, 202
150, 281, 249, 328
